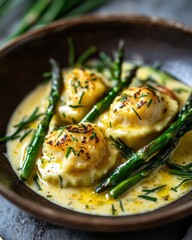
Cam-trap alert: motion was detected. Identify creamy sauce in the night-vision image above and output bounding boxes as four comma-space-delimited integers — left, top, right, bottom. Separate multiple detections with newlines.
6, 65, 192, 216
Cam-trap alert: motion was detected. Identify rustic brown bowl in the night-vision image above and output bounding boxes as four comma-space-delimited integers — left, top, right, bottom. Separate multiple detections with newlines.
0, 15, 192, 232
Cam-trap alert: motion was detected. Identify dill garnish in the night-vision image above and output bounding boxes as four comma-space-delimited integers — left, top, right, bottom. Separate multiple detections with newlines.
132, 107, 142, 120
89, 132, 97, 140
19, 129, 33, 142
119, 200, 124, 212
57, 126, 66, 137
72, 136, 78, 141
65, 146, 76, 158
0, 107, 43, 142
34, 175, 41, 191
58, 175, 63, 189
112, 203, 117, 215
110, 135, 133, 159
147, 99, 153, 107
142, 185, 166, 195
138, 93, 149, 98
138, 195, 157, 202
68, 105, 85, 108
78, 92, 85, 104
167, 163, 192, 191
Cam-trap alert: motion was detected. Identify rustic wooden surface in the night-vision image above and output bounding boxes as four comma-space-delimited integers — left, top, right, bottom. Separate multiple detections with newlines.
1, 0, 192, 239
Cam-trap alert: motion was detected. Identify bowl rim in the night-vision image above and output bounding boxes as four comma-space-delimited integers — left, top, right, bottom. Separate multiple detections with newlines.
1, 15, 192, 232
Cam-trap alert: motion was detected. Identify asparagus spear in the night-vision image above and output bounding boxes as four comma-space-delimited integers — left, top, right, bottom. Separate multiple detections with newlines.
110, 40, 124, 83
0, 0, 9, 18
64, 0, 108, 18
36, 0, 97, 26
81, 66, 138, 123
109, 141, 177, 198
96, 93, 192, 192
0, 0, 29, 20
75, 46, 97, 66
55, 0, 84, 17
19, 58, 62, 181
81, 43, 137, 123
32, 0, 68, 27
5, 0, 52, 42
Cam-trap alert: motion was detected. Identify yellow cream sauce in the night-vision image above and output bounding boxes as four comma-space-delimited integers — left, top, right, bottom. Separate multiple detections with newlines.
6, 65, 192, 216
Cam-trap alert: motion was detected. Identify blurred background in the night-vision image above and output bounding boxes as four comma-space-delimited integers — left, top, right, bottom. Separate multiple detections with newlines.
0, 0, 192, 44
1, 0, 192, 240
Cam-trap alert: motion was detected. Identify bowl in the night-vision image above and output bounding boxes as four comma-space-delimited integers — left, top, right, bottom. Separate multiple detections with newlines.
0, 15, 192, 232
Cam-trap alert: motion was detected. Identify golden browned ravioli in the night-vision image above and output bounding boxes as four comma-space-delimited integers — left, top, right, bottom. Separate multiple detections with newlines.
57, 68, 107, 124
37, 123, 117, 187
99, 86, 178, 149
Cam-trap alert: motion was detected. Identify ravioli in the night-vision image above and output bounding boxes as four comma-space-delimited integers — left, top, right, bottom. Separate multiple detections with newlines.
37, 123, 117, 187
57, 68, 107, 124
99, 86, 178, 149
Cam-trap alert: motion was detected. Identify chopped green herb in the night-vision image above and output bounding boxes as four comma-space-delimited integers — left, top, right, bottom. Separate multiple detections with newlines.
138, 195, 157, 202
72, 136, 78, 141
167, 163, 192, 176
89, 132, 97, 140
167, 163, 192, 191
74, 85, 78, 93
118, 93, 129, 102
170, 187, 177, 192
34, 175, 41, 191
46, 195, 52, 198
171, 178, 191, 192
0, 107, 43, 143
147, 99, 153, 108
58, 175, 63, 189
68, 105, 85, 108
14, 107, 42, 128
65, 146, 76, 158
110, 136, 133, 159
78, 92, 85, 104
77, 148, 84, 156
138, 93, 149, 98
119, 200, 124, 212
132, 107, 142, 120
57, 126, 66, 137
72, 118, 77, 124
65, 146, 72, 158
112, 203, 117, 215
142, 185, 166, 195
19, 129, 33, 142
